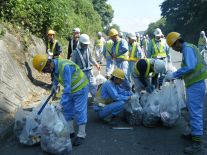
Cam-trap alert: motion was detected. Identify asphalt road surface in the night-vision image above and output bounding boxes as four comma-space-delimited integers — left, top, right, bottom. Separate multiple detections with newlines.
0, 50, 207, 155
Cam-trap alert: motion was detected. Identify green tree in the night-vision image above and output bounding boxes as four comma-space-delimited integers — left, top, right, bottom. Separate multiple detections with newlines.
160, 0, 207, 43
92, 0, 114, 27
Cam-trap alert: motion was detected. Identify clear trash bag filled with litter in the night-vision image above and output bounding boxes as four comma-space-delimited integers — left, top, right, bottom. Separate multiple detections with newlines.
125, 93, 143, 126
159, 81, 182, 127
142, 91, 161, 127
14, 108, 41, 145
40, 105, 72, 155
95, 72, 107, 86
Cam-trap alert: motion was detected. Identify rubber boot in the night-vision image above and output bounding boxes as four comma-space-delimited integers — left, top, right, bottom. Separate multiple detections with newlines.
184, 136, 202, 154
73, 124, 86, 146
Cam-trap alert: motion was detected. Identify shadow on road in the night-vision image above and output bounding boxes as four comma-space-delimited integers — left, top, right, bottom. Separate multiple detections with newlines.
24, 62, 51, 90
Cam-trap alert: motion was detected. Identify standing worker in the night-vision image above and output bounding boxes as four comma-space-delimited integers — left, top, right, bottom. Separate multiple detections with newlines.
32, 54, 89, 146
127, 32, 145, 83
146, 28, 170, 62
197, 31, 207, 59
94, 68, 132, 122
165, 32, 207, 154
136, 32, 141, 46
103, 39, 114, 79
71, 34, 100, 100
67, 27, 80, 59
94, 32, 105, 64
46, 29, 62, 59
132, 58, 166, 94
142, 35, 149, 55
108, 28, 129, 76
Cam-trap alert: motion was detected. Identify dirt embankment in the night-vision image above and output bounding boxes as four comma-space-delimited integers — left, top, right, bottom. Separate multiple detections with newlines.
0, 23, 51, 132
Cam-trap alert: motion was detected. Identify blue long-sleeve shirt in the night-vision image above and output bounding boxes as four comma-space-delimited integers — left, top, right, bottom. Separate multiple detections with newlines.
52, 59, 76, 106
173, 42, 198, 78
100, 80, 132, 102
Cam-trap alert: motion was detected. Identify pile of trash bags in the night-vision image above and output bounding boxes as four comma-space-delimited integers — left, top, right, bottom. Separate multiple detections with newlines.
125, 80, 186, 128
14, 99, 72, 155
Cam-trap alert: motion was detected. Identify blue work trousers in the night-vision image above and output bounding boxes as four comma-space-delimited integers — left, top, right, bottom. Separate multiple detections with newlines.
62, 85, 89, 125
186, 80, 206, 136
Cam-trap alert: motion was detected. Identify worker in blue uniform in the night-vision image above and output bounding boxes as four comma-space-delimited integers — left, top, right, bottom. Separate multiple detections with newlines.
71, 34, 100, 99
108, 28, 129, 76
33, 54, 89, 146
93, 68, 132, 122
165, 32, 207, 154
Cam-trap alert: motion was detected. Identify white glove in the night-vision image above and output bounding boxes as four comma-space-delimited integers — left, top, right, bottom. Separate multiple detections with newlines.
56, 104, 63, 112
165, 72, 174, 81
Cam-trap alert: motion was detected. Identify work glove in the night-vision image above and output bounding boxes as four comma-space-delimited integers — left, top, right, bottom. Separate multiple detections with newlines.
165, 72, 174, 81
146, 85, 154, 93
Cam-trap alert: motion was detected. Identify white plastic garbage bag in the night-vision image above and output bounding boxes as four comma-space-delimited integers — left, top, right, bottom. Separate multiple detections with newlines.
40, 105, 72, 155
166, 62, 177, 72
142, 91, 161, 127
14, 108, 41, 146
95, 72, 107, 86
125, 93, 143, 126
159, 81, 182, 127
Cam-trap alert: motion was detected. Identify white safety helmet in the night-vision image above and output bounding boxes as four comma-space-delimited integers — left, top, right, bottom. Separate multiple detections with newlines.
73, 27, 80, 33
200, 31, 205, 35
153, 59, 166, 73
136, 32, 140, 37
127, 32, 136, 40
154, 28, 163, 37
97, 32, 102, 37
79, 34, 90, 44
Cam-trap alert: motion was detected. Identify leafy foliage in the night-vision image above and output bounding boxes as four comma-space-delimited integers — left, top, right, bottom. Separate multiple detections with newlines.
0, 0, 103, 41
92, 0, 114, 27
160, 0, 207, 43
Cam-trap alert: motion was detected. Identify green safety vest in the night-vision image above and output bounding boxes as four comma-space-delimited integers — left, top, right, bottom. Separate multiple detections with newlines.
48, 40, 57, 54
134, 59, 153, 78
105, 40, 113, 57
198, 37, 207, 46
151, 39, 167, 58
181, 43, 207, 87
129, 42, 139, 61
54, 59, 88, 93
95, 83, 113, 105
96, 38, 104, 47
115, 39, 128, 59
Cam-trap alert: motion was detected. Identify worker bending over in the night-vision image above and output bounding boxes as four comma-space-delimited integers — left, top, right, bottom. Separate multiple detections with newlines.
33, 54, 89, 146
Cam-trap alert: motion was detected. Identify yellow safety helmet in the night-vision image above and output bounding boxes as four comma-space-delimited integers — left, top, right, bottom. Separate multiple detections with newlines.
166, 32, 181, 47
108, 28, 119, 37
111, 68, 125, 80
48, 30, 55, 35
32, 54, 48, 72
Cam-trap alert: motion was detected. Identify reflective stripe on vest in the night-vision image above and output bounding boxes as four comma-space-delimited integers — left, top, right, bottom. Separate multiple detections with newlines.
48, 40, 57, 53
134, 59, 151, 78
151, 39, 166, 58
181, 43, 207, 87
55, 59, 88, 93
76, 48, 92, 71
95, 83, 113, 105
105, 40, 113, 57
129, 42, 139, 61
115, 39, 128, 59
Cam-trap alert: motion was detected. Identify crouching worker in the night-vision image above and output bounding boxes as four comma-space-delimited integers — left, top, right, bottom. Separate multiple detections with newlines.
132, 58, 166, 94
32, 54, 89, 146
93, 68, 132, 122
